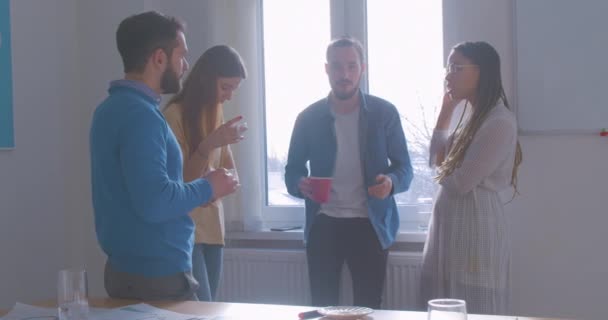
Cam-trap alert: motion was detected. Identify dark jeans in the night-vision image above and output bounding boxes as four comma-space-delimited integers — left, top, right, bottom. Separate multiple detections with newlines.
306, 214, 388, 309
104, 260, 199, 301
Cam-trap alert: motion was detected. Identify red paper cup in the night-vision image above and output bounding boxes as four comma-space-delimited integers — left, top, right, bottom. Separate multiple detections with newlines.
309, 177, 332, 203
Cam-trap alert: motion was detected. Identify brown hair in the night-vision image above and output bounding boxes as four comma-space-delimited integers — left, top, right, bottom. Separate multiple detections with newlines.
166, 45, 247, 156
326, 36, 366, 64
116, 11, 185, 73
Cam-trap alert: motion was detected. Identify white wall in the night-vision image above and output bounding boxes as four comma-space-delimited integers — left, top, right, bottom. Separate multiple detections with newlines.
0, 0, 80, 307
1, 1, 607, 319
508, 137, 608, 320
0, 0, 153, 308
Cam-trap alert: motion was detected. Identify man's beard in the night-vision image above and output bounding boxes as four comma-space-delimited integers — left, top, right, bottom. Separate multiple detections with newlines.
334, 88, 358, 100
160, 65, 181, 94
332, 80, 359, 100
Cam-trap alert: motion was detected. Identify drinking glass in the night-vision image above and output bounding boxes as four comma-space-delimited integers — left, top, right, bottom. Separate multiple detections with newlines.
428, 299, 467, 320
57, 269, 89, 320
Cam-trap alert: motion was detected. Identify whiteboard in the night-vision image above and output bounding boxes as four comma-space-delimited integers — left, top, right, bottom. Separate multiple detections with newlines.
515, 0, 608, 134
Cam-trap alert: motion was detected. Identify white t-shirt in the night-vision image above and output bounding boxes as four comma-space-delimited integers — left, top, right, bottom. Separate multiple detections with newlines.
320, 106, 369, 218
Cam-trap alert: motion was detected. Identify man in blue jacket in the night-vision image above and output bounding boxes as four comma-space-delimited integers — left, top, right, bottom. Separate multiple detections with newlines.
285, 37, 413, 309
90, 11, 238, 301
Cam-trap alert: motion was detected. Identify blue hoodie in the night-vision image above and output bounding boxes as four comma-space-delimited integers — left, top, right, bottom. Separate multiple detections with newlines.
90, 80, 212, 276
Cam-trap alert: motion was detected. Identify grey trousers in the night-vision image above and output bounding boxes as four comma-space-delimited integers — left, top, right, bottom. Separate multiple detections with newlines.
104, 260, 199, 301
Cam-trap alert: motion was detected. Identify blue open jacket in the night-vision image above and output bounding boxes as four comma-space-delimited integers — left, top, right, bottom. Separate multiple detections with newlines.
284, 91, 413, 249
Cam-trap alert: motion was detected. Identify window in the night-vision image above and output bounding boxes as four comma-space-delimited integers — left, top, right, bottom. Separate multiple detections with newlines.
262, 0, 443, 230
262, 0, 330, 225
367, 0, 443, 228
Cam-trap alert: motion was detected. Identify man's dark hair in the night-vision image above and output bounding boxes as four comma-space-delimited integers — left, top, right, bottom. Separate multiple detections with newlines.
326, 36, 365, 64
116, 11, 185, 73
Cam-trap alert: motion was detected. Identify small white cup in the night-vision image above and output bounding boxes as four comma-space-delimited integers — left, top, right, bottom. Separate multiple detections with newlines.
226, 168, 239, 183
57, 269, 89, 320
236, 121, 248, 136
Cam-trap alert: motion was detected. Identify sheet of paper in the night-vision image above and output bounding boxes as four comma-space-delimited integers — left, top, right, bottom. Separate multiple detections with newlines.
1, 303, 59, 319
0, 302, 210, 320
118, 303, 210, 320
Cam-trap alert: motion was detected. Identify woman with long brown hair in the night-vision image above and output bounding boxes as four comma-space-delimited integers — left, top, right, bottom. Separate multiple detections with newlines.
421, 41, 522, 314
163, 45, 247, 301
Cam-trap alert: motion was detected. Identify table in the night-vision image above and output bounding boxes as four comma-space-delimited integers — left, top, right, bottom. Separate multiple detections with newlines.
0, 298, 569, 319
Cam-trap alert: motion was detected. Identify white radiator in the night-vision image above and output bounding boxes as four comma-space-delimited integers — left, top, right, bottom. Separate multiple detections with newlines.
216, 248, 422, 310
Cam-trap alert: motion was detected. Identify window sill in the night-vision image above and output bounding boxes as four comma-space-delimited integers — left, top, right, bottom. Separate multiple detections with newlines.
227, 229, 426, 243
225, 224, 427, 252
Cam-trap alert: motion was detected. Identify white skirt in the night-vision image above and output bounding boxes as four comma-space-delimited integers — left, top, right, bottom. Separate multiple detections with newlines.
420, 186, 511, 315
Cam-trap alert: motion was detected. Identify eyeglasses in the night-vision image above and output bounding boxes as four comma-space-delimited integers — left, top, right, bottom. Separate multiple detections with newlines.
445, 64, 478, 74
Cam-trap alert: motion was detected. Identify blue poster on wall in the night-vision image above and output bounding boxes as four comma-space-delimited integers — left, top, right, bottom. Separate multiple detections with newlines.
0, 0, 14, 149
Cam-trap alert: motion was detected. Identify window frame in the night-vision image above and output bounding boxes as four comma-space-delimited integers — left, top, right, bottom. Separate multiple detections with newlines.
259, 0, 440, 230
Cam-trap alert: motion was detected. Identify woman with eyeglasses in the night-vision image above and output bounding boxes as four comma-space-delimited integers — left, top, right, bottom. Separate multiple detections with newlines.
163, 45, 247, 301
421, 41, 522, 315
